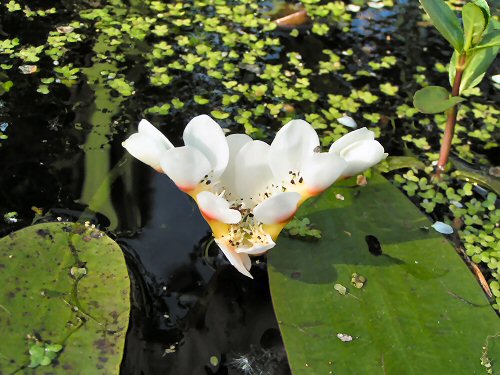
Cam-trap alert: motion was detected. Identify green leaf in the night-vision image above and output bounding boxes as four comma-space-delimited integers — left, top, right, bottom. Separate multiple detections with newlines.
462, 3, 487, 50
210, 110, 230, 120
413, 85, 465, 113
268, 173, 500, 374
473, 30, 500, 50
376, 156, 426, 172
0, 222, 130, 373
460, 46, 499, 92
419, 0, 464, 51
471, 0, 490, 24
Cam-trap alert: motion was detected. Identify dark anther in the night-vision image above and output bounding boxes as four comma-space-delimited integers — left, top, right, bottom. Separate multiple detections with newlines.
299, 177, 303, 183
206, 180, 211, 185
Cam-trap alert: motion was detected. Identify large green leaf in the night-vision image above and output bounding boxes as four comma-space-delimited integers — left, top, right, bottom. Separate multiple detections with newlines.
419, 0, 464, 52
0, 222, 130, 374
268, 173, 500, 374
413, 85, 464, 114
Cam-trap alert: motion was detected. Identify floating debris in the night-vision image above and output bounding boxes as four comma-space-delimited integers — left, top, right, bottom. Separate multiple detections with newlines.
0, 122, 8, 132
431, 221, 453, 235
3, 212, 18, 224
274, 9, 310, 28
56, 25, 74, 33
334, 283, 347, 295
356, 175, 368, 186
489, 166, 500, 178
19, 65, 37, 74
351, 273, 367, 289
337, 333, 353, 342
346, 4, 361, 12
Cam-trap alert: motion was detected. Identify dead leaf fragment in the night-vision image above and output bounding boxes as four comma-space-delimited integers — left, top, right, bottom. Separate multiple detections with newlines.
275, 10, 310, 28
356, 175, 368, 186
19, 65, 37, 74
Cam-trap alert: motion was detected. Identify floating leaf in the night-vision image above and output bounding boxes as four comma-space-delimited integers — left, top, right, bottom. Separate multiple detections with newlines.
419, 0, 464, 51
413, 85, 465, 113
0, 222, 130, 373
269, 173, 500, 374
376, 156, 426, 173
210, 110, 230, 120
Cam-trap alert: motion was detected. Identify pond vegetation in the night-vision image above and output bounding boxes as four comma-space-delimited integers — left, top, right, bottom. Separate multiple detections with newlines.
0, 0, 499, 373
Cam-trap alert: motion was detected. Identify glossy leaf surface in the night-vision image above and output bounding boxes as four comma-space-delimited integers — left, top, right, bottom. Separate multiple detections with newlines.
269, 174, 500, 374
419, 0, 464, 51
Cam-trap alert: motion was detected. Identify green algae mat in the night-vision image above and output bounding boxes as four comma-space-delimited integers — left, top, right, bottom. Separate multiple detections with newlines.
269, 173, 500, 374
0, 222, 130, 374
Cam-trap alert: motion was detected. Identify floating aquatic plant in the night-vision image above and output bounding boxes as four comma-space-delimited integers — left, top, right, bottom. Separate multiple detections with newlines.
123, 115, 387, 277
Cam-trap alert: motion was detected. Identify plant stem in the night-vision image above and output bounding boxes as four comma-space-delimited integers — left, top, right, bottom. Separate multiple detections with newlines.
435, 54, 467, 178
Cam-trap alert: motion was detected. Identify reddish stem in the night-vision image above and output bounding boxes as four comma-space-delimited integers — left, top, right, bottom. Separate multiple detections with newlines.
435, 54, 467, 178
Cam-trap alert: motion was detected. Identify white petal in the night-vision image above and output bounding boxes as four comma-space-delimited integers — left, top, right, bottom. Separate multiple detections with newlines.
337, 115, 357, 129
253, 192, 301, 224
183, 115, 229, 178
431, 221, 453, 234
196, 191, 242, 224
301, 152, 348, 193
122, 133, 166, 170
235, 140, 274, 206
160, 146, 211, 191
329, 127, 375, 154
339, 140, 388, 177
138, 119, 174, 150
269, 119, 320, 181
236, 235, 276, 255
215, 239, 253, 278
219, 133, 253, 198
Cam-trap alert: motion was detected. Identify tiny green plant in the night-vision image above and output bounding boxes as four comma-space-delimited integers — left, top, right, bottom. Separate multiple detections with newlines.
413, 0, 499, 177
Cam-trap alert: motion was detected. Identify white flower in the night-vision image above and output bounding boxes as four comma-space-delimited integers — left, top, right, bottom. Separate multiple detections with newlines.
123, 115, 386, 278
329, 127, 388, 177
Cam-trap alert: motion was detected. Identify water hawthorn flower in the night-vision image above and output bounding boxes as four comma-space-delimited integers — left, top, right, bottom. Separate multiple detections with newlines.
122, 115, 387, 278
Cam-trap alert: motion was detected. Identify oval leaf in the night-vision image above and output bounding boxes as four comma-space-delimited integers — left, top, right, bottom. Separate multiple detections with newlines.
268, 173, 500, 374
0, 222, 130, 373
462, 3, 487, 50
413, 85, 465, 114
419, 0, 464, 51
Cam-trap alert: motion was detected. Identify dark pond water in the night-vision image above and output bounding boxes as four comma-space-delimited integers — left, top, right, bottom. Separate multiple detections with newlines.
0, 0, 498, 373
